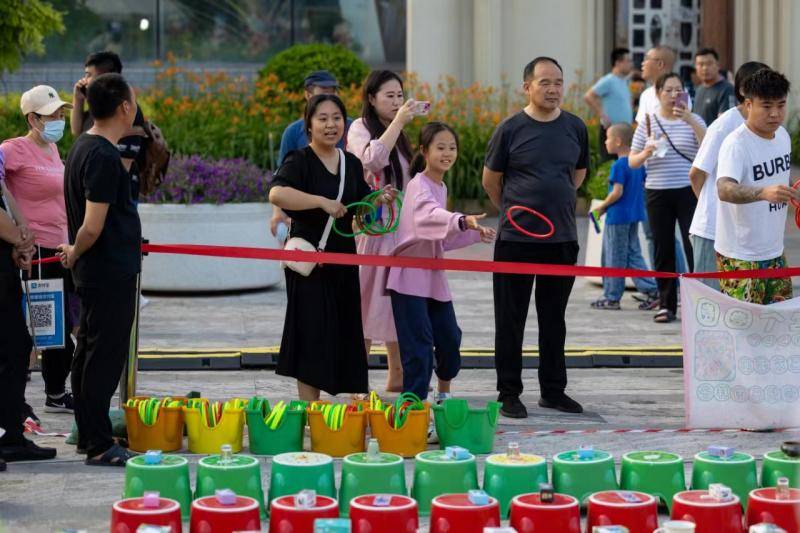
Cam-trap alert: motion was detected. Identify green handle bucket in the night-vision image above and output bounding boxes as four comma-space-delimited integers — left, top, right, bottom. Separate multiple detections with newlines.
245, 398, 307, 455
431, 399, 501, 454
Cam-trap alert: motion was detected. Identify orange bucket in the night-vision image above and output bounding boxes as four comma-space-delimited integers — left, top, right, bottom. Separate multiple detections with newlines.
308, 409, 367, 457
124, 399, 185, 453
367, 403, 430, 458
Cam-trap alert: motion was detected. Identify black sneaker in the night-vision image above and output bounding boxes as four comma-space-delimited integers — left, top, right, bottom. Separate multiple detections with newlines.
44, 392, 74, 413
21, 402, 40, 424
499, 395, 528, 419
538, 393, 584, 414
0, 438, 57, 462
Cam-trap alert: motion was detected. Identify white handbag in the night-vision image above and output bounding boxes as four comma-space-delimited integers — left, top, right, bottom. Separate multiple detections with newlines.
282, 148, 346, 276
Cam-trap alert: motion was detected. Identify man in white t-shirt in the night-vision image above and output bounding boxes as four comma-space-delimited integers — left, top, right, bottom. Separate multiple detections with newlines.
688, 61, 769, 290
635, 45, 692, 126
716, 68, 795, 305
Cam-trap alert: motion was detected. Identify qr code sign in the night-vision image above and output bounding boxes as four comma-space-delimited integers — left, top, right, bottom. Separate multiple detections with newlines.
28, 301, 56, 336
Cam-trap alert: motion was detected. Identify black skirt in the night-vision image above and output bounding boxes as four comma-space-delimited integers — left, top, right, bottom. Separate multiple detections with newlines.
276, 263, 369, 395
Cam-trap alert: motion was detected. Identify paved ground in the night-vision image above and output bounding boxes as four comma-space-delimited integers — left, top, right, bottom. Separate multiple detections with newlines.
139, 216, 800, 351
3, 369, 797, 532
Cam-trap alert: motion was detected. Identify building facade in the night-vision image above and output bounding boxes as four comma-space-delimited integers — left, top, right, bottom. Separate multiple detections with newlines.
407, 0, 800, 112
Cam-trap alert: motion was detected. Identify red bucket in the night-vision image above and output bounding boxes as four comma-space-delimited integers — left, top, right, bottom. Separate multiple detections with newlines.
111, 497, 182, 533
349, 494, 419, 533
189, 495, 261, 533
587, 490, 659, 533
671, 490, 743, 533
429, 493, 501, 533
745, 487, 800, 533
269, 494, 339, 533
508, 493, 581, 533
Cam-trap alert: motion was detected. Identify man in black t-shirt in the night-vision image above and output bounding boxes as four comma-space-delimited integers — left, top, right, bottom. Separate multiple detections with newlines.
693, 48, 736, 126
0, 168, 57, 465
71, 51, 147, 199
58, 73, 141, 466
483, 57, 589, 419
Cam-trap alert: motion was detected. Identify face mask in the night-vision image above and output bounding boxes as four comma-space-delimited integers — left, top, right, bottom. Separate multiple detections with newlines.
40, 119, 65, 143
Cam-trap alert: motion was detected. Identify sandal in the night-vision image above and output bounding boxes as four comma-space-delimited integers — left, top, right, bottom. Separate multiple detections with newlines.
85, 443, 132, 467
638, 294, 660, 311
653, 309, 676, 323
590, 298, 621, 310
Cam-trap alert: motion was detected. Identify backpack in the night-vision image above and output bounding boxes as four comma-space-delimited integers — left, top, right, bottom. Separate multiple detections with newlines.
125, 120, 171, 196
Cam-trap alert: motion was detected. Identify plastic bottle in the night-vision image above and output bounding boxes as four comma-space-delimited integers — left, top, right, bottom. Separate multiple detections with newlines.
366, 438, 380, 462
219, 444, 233, 465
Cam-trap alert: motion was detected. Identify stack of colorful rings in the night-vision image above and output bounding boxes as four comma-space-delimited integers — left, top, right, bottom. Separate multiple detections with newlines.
369, 391, 424, 429
309, 402, 363, 431
186, 398, 245, 428
125, 397, 184, 426
332, 191, 403, 238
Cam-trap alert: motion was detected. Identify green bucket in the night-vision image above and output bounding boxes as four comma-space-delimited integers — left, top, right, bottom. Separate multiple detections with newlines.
483, 451, 548, 518
268, 452, 336, 506
552, 449, 618, 504
245, 398, 307, 455
195, 454, 266, 518
762, 450, 800, 488
338, 449, 407, 516
411, 449, 479, 516
691, 450, 757, 507
431, 399, 501, 454
123, 454, 193, 520
620, 450, 685, 511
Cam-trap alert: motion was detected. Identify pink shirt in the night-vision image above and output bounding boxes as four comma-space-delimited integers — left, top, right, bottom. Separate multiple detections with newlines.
346, 118, 410, 189
387, 173, 481, 301
0, 137, 67, 249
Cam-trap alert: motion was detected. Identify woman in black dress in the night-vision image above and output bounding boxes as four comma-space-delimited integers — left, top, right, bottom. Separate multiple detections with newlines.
269, 94, 395, 400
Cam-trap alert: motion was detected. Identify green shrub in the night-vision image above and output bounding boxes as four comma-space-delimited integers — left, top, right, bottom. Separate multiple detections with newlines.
584, 159, 613, 201
258, 43, 369, 91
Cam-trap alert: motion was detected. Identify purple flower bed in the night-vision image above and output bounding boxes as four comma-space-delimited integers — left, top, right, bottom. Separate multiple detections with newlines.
142, 155, 270, 204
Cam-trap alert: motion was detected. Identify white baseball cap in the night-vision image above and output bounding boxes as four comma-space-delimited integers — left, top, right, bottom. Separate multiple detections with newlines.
20, 85, 73, 116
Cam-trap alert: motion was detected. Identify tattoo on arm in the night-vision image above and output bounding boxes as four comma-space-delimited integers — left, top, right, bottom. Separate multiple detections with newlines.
717, 177, 761, 204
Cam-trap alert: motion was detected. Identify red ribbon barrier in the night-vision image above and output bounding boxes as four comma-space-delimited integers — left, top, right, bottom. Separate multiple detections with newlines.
31, 242, 800, 280
140, 243, 800, 280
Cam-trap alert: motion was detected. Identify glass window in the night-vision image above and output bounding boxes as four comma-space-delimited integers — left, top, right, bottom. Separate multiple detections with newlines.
28, 0, 157, 63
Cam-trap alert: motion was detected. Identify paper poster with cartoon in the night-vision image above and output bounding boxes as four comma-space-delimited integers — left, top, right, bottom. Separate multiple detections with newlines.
682, 278, 800, 429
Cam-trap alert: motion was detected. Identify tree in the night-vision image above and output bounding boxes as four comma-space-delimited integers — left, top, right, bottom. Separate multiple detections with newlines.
0, 0, 65, 74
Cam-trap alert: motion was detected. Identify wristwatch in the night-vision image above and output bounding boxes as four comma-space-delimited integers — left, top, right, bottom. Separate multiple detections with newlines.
458, 215, 467, 231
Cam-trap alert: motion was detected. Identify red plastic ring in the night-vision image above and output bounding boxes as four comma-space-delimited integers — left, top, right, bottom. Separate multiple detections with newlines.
506, 205, 555, 239
791, 181, 800, 210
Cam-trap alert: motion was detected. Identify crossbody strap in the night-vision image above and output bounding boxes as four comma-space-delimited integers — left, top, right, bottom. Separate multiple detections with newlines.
653, 114, 694, 163
317, 148, 346, 251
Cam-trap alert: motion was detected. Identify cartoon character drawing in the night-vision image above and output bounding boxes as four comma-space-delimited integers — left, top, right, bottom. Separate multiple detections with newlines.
724, 308, 753, 330
694, 330, 736, 381
696, 299, 719, 327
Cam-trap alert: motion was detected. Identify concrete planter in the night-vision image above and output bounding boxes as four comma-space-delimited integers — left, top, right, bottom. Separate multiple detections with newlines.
139, 202, 281, 292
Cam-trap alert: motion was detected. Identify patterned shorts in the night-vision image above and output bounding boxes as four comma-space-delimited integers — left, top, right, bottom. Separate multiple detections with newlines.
716, 253, 793, 305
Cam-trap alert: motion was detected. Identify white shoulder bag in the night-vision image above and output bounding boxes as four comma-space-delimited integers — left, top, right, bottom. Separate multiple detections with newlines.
282, 148, 346, 276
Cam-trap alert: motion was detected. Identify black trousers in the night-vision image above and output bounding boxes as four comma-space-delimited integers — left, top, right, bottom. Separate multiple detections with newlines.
0, 272, 33, 445
493, 240, 579, 400
71, 277, 136, 456
645, 187, 697, 313
33, 247, 76, 395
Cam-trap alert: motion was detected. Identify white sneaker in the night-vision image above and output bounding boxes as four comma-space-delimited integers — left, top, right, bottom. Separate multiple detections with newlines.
433, 391, 451, 405
427, 422, 439, 444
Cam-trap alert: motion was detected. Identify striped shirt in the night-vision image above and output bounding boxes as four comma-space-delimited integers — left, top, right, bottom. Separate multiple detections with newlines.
632, 113, 706, 190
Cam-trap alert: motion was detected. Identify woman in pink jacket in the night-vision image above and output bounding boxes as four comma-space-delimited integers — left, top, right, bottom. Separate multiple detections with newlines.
388, 122, 495, 400
347, 70, 423, 392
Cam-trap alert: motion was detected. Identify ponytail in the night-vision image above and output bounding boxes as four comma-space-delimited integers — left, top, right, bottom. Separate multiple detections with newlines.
409, 121, 460, 177
409, 151, 426, 176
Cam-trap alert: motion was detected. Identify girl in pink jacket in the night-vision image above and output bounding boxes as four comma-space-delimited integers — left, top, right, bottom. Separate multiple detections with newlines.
388, 122, 495, 400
